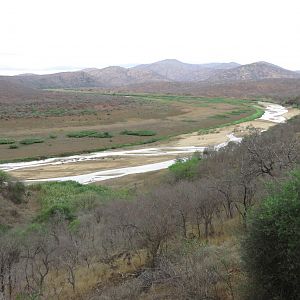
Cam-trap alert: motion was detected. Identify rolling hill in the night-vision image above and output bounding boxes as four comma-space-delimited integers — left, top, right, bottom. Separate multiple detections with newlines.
0, 77, 42, 102
13, 71, 100, 89
82, 66, 168, 86
109, 78, 300, 104
132, 59, 240, 81
208, 61, 300, 82
1, 60, 299, 90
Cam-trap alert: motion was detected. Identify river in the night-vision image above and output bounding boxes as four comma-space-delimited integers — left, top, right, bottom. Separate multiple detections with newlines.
0, 104, 288, 184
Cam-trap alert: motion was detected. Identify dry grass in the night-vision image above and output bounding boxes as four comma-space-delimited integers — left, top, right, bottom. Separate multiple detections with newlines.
0, 192, 40, 227
45, 252, 146, 299
41, 215, 242, 300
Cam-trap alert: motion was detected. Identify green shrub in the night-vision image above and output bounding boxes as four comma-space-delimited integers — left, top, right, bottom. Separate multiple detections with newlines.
242, 170, 300, 300
209, 114, 230, 119
9, 144, 18, 149
168, 154, 201, 181
49, 134, 57, 139
36, 204, 76, 223
0, 224, 11, 233
31, 181, 127, 222
198, 128, 218, 135
120, 129, 157, 136
0, 170, 10, 189
19, 138, 45, 145
228, 109, 250, 115
67, 130, 112, 138
0, 138, 15, 145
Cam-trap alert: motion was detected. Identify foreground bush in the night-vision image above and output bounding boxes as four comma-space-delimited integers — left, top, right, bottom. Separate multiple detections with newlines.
242, 170, 300, 300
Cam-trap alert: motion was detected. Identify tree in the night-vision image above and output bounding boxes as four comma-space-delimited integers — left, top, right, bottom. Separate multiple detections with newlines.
193, 180, 219, 239
118, 189, 177, 268
242, 170, 300, 300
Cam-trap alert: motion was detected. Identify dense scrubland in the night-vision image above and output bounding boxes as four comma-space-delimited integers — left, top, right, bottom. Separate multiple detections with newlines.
1, 111, 300, 299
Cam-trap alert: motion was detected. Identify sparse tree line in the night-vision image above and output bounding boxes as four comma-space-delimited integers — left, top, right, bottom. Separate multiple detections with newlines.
0, 116, 300, 299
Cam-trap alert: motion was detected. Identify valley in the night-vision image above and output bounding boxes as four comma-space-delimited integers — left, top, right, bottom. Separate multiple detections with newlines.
1, 101, 298, 184
0, 91, 262, 162
1, 58, 300, 300
2, 0, 300, 297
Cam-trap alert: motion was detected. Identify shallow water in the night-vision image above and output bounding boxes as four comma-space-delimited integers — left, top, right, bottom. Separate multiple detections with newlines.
259, 104, 288, 123
0, 104, 287, 184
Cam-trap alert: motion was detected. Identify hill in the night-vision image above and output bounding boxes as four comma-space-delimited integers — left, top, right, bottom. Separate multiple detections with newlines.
132, 59, 240, 81
208, 61, 300, 82
0, 77, 42, 102
3, 66, 168, 89
1, 60, 299, 90
13, 71, 100, 89
109, 78, 300, 103
82, 66, 168, 86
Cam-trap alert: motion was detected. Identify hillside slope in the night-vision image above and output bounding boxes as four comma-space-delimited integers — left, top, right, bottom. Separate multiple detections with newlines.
0, 77, 42, 102
110, 78, 300, 102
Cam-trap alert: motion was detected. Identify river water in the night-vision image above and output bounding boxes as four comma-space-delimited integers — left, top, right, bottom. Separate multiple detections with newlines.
0, 104, 287, 184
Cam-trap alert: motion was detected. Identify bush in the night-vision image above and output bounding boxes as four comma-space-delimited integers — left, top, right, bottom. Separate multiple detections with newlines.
120, 129, 157, 136
9, 144, 18, 149
0, 170, 10, 189
7, 181, 25, 204
168, 154, 201, 181
31, 181, 125, 222
19, 138, 45, 145
36, 204, 76, 222
67, 130, 112, 138
0, 138, 15, 145
242, 170, 300, 300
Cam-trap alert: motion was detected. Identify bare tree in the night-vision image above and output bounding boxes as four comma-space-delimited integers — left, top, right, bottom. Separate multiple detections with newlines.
192, 180, 220, 239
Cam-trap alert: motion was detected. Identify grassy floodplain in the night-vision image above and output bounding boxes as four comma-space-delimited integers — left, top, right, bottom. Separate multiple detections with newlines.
0, 90, 263, 162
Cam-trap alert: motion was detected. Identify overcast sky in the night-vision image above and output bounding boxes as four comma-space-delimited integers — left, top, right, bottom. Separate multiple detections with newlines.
1, 0, 300, 75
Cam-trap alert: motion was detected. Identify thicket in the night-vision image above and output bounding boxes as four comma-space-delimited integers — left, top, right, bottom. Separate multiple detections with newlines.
242, 170, 300, 300
168, 153, 201, 181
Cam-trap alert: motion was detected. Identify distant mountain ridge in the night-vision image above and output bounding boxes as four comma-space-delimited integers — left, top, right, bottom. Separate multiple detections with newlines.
209, 61, 300, 82
1, 59, 299, 89
132, 59, 240, 81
